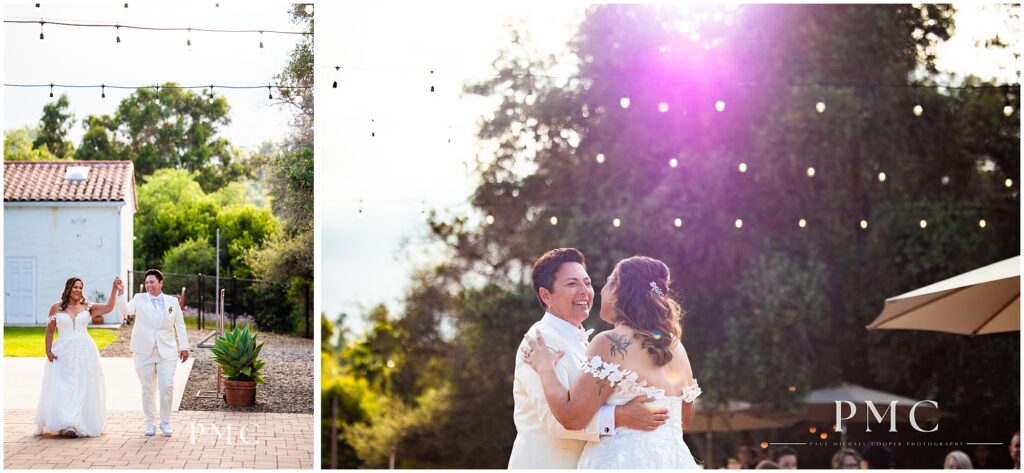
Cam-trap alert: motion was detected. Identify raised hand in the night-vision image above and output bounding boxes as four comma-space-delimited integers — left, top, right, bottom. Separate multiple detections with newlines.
112, 277, 123, 295
521, 330, 565, 372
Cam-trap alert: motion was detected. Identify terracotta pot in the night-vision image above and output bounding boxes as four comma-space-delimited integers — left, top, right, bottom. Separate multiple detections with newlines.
223, 379, 257, 407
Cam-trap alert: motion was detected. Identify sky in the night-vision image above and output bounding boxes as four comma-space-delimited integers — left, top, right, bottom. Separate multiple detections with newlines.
2, 1, 304, 151
319, 3, 1019, 337
315, 3, 1019, 335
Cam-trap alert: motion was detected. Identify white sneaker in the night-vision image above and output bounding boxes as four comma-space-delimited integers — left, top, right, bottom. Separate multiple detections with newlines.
159, 422, 172, 436
144, 424, 156, 436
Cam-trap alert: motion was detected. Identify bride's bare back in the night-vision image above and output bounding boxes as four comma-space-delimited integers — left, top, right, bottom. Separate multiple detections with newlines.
596, 325, 694, 397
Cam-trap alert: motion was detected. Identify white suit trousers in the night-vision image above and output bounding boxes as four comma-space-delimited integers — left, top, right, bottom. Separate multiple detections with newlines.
133, 344, 176, 424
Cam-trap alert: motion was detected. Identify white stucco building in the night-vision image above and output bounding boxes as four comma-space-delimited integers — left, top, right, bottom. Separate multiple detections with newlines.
4, 161, 136, 325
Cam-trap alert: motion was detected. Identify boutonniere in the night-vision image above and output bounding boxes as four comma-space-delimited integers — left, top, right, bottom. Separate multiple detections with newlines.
167, 306, 173, 315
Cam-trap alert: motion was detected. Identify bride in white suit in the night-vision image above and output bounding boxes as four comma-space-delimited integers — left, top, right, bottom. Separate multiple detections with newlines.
116, 269, 190, 437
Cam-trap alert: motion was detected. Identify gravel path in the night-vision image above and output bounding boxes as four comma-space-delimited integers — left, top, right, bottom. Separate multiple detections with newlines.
99, 324, 313, 414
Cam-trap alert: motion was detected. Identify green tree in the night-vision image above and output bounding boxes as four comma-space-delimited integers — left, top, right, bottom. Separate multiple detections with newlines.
74, 83, 248, 192
162, 238, 217, 275
4, 127, 58, 161
32, 94, 75, 158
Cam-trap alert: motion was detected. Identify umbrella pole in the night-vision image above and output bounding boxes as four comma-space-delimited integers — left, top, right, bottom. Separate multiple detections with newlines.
706, 430, 713, 469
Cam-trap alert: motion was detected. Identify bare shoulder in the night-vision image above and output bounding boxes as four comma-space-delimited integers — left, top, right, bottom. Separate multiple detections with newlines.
49, 302, 60, 314
588, 327, 637, 361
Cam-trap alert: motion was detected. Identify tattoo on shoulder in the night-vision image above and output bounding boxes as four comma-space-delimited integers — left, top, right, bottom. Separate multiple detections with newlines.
607, 334, 632, 360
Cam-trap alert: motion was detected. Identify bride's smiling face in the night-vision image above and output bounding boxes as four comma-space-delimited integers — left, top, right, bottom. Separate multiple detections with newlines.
71, 281, 84, 303
541, 262, 594, 326
599, 270, 618, 325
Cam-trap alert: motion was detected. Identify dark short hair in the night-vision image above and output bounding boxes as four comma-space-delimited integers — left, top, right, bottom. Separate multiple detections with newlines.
531, 248, 585, 309
859, 445, 893, 468
144, 269, 164, 282
771, 447, 797, 463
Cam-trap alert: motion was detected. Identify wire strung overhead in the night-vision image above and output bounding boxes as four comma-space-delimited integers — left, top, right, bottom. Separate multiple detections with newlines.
4, 82, 311, 100
5, 18, 312, 36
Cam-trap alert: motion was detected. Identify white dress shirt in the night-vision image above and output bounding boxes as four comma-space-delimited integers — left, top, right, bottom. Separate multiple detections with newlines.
540, 312, 617, 435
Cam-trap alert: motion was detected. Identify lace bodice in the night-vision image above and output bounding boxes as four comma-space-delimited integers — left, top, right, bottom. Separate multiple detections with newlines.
49, 307, 92, 336
580, 355, 702, 403
577, 354, 703, 469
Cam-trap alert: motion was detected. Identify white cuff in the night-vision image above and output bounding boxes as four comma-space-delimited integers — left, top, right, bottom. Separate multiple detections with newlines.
598, 405, 617, 436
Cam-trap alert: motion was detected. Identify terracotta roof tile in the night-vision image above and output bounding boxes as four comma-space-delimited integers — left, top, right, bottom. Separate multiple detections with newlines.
4, 161, 136, 205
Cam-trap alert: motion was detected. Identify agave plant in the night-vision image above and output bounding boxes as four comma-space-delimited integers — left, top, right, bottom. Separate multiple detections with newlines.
210, 325, 266, 384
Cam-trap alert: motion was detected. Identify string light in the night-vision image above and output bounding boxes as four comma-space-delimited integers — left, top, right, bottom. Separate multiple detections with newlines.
485, 214, 494, 225
820, 433, 829, 440
806, 167, 816, 177
304, 4, 314, 14
913, 104, 924, 117
333, 66, 340, 89
735, 218, 743, 229
788, 386, 797, 392
798, 218, 807, 228
674, 218, 682, 228
267, 85, 272, 100
612, 218, 621, 227
860, 219, 869, 229
878, 171, 886, 182
979, 219, 987, 228
38, 21, 44, 41
259, 31, 264, 49
429, 70, 435, 93
941, 175, 950, 186
669, 158, 678, 168
658, 101, 669, 113
207, 85, 214, 102
371, 118, 375, 137
115, 25, 121, 45
101, 84, 105, 98
1004, 86, 1014, 117
48, 83, 53, 98
550, 216, 558, 226
6, 19, 311, 37
815, 100, 826, 113
186, 27, 192, 50
714, 100, 726, 112
738, 162, 747, 173
596, 153, 605, 164
809, 426, 817, 434
919, 219, 927, 229
619, 97, 630, 109
1005, 178, 1013, 188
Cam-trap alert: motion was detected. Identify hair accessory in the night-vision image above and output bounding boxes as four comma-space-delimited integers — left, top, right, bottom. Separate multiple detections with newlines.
649, 281, 665, 296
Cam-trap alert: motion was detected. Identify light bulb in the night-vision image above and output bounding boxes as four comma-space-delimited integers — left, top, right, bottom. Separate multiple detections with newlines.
39, 21, 45, 42
860, 219, 868, 229
101, 85, 106, 99
1005, 178, 1013, 188
715, 100, 726, 112
304, 3, 313, 14
669, 158, 678, 168
738, 162, 747, 173
798, 218, 807, 228
674, 218, 682, 228
941, 175, 950, 186
878, 172, 886, 182
919, 219, 927, 229
913, 104, 923, 117
612, 218, 621, 227
735, 219, 743, 229
550, 216, 558, 226
979, 219, 987, 228
815, 101, 826, 113
658, 102, 669, 113
620, 97, 630, 109
48, 84, 54, 98
596, 153, 605, 164
485, 214, 494, 225
1004, 105, 1014, 117
806, 167, 816, 177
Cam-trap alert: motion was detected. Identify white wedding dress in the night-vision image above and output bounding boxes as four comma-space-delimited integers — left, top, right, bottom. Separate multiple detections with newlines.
577, 355, 703, 469
33, 307, 107, 437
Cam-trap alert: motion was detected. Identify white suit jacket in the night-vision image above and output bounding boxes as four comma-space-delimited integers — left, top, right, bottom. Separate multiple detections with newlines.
117, 292, 189, 360
508, 314, 602, 469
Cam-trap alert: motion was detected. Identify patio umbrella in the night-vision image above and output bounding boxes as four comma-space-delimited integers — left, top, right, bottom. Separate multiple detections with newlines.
867, 255, 1019, 335
689, 400, 793, 469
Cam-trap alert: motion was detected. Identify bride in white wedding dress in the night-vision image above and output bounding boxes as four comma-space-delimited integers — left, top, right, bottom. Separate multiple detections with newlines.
523, 256, 702, 469
33, 276, 122, 438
